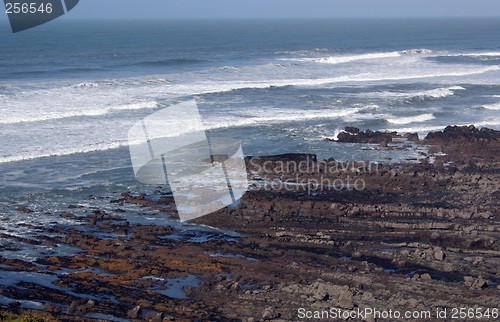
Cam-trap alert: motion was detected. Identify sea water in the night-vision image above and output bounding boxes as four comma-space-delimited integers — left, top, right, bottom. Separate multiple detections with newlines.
1, 18, 499, 241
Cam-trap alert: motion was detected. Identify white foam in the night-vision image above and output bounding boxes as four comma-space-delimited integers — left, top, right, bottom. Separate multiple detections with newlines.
447, 52, 500, 57
0, 140, 130, 164
367, 86, 465, 100
313, 51, 401, 64
2, 49, 499, 166
384, 125, 449, 135
0, 106, 361, 164
249, 66, 498, 90
413, 86, 465, 99
0, 109, 109, 124
387, 121, 500, 136
72, 82, 99, 88
472, 120, 500, 127
192, 66, 495, 95
0, 100, 158, 124
219, 66, 239, 71
1, 61, 496, 127
399, 49, 434, 55
204, 107, 361, 130
302, 49, 433, 65
387, 113, 435, 125
143, 78, 170, 84
275, 48, 329, 55
112, 101, 158, 110
483, 102, 500, 110
340, 66, 499, 84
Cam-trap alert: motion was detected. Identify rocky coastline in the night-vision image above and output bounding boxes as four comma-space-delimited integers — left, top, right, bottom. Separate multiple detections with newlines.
0, 125, 499, 321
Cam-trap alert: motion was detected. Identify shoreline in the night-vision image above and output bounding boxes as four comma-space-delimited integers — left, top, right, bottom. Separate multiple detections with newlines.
0, 125, 499, 321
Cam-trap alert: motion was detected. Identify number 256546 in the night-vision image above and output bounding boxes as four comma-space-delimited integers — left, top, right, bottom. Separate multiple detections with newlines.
5, 2, 53, 14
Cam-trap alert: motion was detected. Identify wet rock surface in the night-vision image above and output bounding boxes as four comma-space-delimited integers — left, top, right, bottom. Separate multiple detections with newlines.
329, 127, 401, 144
424, 125, 500, 146
0, 126, 499, 321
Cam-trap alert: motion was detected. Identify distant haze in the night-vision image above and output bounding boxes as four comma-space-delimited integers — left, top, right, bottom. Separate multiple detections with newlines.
2, 0, 500, 22
66, 0, 500, 19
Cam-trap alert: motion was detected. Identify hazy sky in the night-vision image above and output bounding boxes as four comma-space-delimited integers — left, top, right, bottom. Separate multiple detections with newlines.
2, 0, 500, 22
68, 0, 500, 19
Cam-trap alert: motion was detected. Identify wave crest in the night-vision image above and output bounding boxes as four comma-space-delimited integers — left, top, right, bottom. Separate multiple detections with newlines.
483, 102, 500, 110
314, 51, 401, 64
0, 141, 130, 164
400, 48, 433, 55
309, 49, 433, 65
72, 82, 99, 88
410, 86, 465, 100
386, 113, 435, 125
0, 100, 158, 124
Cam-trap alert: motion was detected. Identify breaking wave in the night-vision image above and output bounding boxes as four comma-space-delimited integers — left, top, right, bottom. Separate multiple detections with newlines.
0, 141, 130, 164
309, 49, 433, 64
0, 101, 159, 124
386, 113, 435, 125
482, 102, 500, 110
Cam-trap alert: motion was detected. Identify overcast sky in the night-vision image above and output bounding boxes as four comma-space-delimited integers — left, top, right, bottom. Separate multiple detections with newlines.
2, 0, 500, 21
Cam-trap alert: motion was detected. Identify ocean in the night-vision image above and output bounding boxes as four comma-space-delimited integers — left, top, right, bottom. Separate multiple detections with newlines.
0, 18, 500, 255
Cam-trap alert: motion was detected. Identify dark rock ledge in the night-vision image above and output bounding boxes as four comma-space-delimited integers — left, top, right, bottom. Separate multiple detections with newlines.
0, 125, 499, 321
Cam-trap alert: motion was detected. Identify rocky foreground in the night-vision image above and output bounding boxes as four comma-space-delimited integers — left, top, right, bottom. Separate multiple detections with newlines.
0, 125, 499, 321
